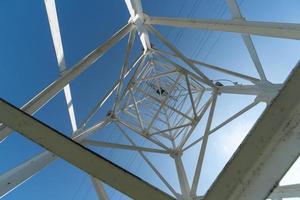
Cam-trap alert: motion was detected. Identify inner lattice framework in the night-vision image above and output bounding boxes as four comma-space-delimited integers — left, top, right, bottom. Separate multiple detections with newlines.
116, 55, 207, 145
1, 0, 300, 200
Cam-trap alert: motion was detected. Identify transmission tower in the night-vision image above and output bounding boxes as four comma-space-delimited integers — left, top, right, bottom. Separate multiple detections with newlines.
0, 0, 300, 200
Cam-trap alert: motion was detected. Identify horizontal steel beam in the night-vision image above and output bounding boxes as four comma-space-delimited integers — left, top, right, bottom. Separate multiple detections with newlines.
0, 99, 174, 200
215, 83, 282, 103
203, 61, 300, 200
146, 16, 300, 40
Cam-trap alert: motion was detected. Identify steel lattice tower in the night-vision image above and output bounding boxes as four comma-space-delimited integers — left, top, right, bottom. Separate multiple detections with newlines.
0, 0, 300, 200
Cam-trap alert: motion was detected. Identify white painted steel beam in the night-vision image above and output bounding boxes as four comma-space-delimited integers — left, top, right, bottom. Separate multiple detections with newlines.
208, 83, 282, 103
0, 23, 133, 142
182, 100, 259, 153
125, 0, 151, 51
91, 177, 109, 200
209, 101, 259, 136
73, 118, 111, 142
226, 0, 267, 81
191, 93, 217, 196
174, 155, 191, 200
45, 0, 78, 131
113, 29, 136, 113
0, 152, 56, 198
82, 139, 168, 154
147, 17, 300, 40
154, 49, 260, 83
0, 99, 175, 200
185, 75, 197, 117
0, 118, 110, 198
268, 184, 300, 199
203, 62, 300, 200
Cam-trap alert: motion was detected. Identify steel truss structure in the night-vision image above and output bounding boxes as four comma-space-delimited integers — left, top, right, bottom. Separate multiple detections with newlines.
0, 0, 300, 200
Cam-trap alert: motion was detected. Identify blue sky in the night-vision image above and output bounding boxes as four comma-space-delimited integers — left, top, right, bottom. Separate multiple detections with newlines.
1, 0, 300, 199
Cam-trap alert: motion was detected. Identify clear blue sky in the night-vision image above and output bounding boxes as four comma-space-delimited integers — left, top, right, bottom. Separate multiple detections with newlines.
0, 0, 300, 199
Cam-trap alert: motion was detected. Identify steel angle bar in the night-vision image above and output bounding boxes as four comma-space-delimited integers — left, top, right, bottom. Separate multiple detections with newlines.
150, 123, 192, 136
226, 0, 267, 81
129, 89, 144, 130
44, 0, 78, 132
113, 29, 136, 113
190, 92, 217, 196
185, 75, 197, 117
155, 48, 260, 84
125, 0, 151, 51
182, 100, 259, 152
82, 139, 168, 154
146, 16, 300, 40
268, 184, 300, 199
91, 177, 109, 200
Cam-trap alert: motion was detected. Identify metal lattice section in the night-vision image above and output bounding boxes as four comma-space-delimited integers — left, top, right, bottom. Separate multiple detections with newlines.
0, 0, 300, 200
